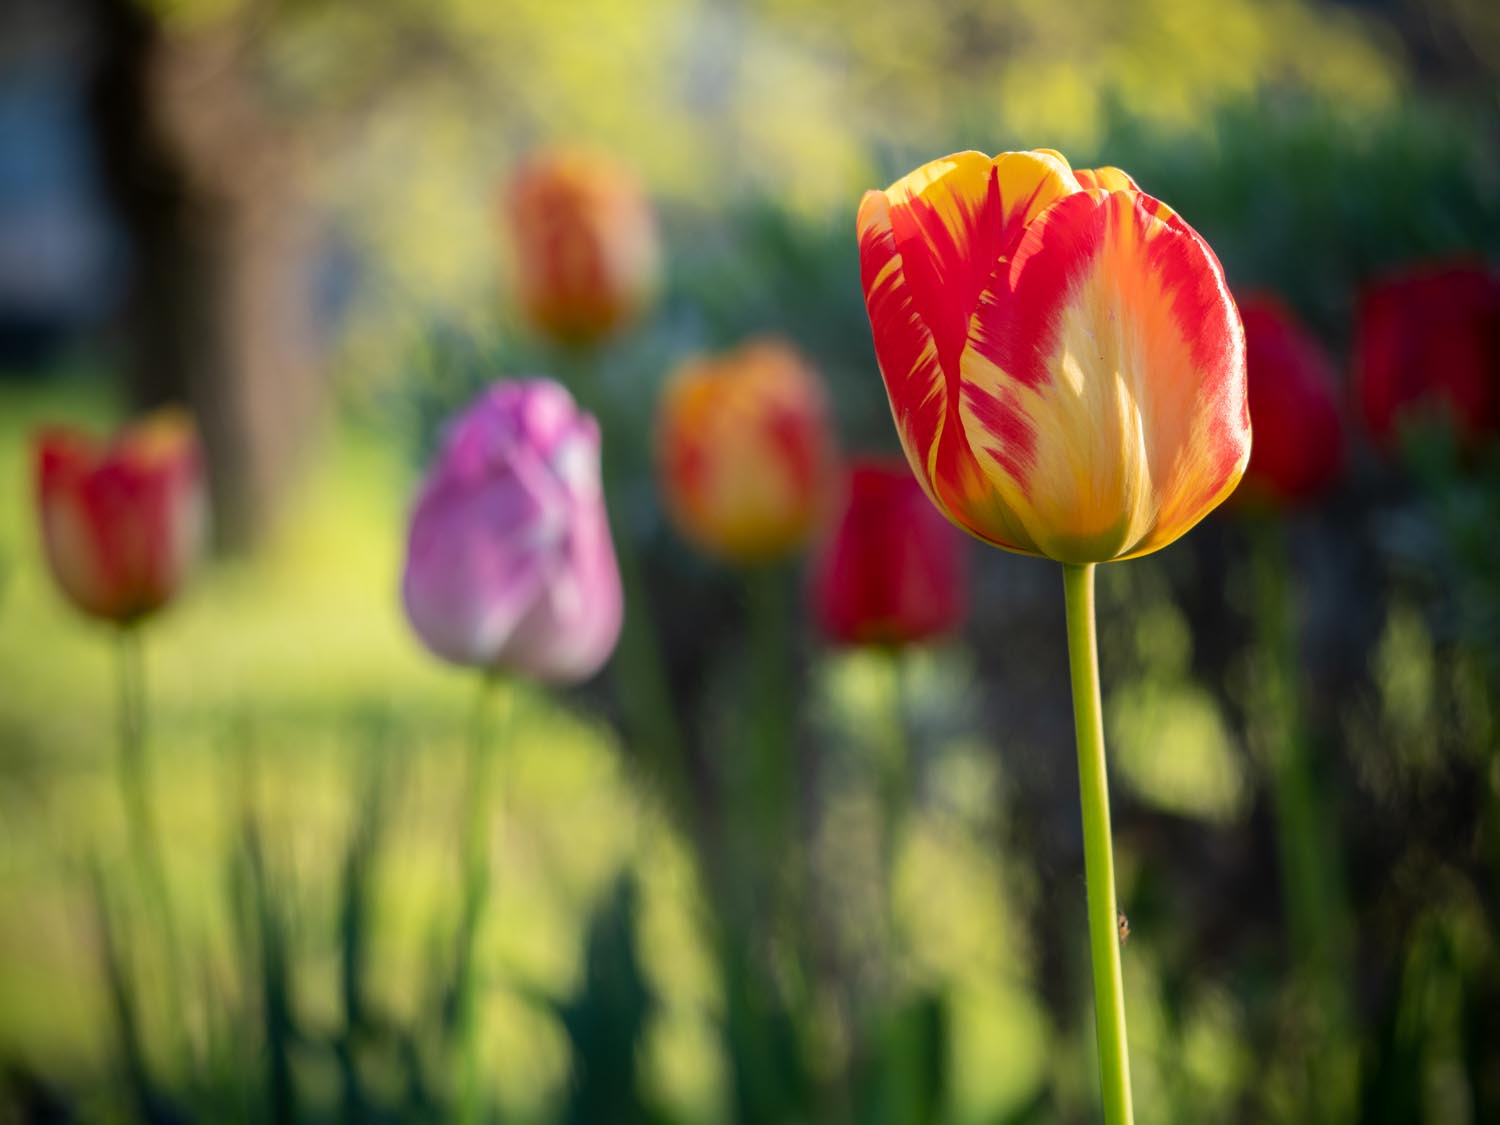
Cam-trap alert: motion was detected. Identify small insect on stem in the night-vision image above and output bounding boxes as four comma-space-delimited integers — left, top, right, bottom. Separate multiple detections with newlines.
1117, 911, 1130, 946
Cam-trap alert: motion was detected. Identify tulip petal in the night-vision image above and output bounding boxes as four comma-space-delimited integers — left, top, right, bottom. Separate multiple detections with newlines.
503, 500, 622, 680
658, 338, 834, 562
402, 472, 557, 667
34, 414, 204, 622
112, 411, 206, 612
810, 458, 967, 646
1237, 294, 1344, 504
960, 189, 1249, 563
1354, 262, 1500, 449
1073, 166, 1141, 194
402, 380, 623, 680
857, 150, 1080, 551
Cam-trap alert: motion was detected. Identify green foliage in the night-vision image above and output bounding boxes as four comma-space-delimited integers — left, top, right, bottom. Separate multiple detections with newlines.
554, 875, 661, 1125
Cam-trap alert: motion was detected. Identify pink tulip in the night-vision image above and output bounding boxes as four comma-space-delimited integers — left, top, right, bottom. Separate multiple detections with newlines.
401, 380, 623, 683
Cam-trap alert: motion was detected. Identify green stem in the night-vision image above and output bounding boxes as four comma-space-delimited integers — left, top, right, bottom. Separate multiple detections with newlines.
455, 673, 507, 1125
114, 625, 194, 1081
745, 565, 817, 1004
1061, 563, 1134, 1125
1249, 523, 1329, 968
748, 566, 792, 848
878, 646, 913, 942
116, 624, 157, 886
1247, 520, 1352, 1122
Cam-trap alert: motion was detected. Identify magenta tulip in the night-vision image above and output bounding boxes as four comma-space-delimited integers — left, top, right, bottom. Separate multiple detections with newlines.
401, 379, 623, 683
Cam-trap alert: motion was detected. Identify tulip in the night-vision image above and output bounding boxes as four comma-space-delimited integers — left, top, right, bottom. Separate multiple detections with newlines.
34, 407, 205, 1025
402, 379, 623, 683
657, 337, 837, 564
402, 378, 623, 1123
858, 149, 1251, 1125
1237, 293, 1344, 506
857, 148, 1249, 565
810, 457, 967, 647
33, 407, 206, 624
1354, 260, 1500, 451
505, 148, 661, 347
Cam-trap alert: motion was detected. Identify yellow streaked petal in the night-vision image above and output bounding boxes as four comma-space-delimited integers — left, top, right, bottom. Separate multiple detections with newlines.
1073, 166, 1139, 193
957, 190, 1248, 563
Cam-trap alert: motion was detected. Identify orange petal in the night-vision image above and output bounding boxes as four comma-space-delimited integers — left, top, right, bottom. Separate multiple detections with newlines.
657, 338, 836, 562
1073, 166, 1139, 193
857, 150, 1080, 551
959, 188, 1249, 563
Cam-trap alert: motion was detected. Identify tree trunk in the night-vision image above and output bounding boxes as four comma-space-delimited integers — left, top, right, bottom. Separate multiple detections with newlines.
85, 0, 321, 551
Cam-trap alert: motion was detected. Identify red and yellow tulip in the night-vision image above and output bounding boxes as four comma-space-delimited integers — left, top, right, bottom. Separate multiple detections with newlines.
857, 149, 1250, 564
657, 337, 836, 564
505, 147, 661, 347
34, 408, 206, 623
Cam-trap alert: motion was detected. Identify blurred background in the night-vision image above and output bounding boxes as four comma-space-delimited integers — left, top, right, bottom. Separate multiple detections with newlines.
2, 0, 1499, 1121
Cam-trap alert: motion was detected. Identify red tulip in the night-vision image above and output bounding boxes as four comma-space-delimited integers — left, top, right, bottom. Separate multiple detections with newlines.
1236, 293, 1344, 505
810, 458, 968, 647
505, 148, 661, 347
1354, 260, 1500, 451
34, 408, 207, 623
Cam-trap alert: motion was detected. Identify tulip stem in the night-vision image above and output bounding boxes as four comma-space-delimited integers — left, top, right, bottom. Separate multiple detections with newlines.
878, 646, 913, 942
114, 624, 192, 1069
1247, 519, 1351, 1120
749, 567, 792, 816
114, 623, 175, 947
115, 624, 157, 886
1061, 563, 1134, 1125
1250, 522, 1335, 963
454, 672, 510, 1125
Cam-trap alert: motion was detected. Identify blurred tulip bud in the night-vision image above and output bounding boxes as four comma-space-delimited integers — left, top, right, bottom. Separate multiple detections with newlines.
810, 457, 968, 647
505, 148, 661, 347
402, 379, 622, 682
858, 149, 1249, 563
1354, 260, 1500, 451
657, 337, 838, 564
33, 408, 207, 624
1235, 293, 1345, 506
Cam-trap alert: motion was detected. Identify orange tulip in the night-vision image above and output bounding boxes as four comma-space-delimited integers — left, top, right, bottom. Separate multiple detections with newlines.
505, 147, 661, 347
857, 149, 1250, 564
34, 408, 206, 623
657, 337, 837, 563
